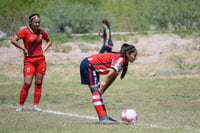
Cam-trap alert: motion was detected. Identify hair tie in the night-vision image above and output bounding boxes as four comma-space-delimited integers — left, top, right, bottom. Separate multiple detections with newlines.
30, 15, 37, 22
126, 46, 135, 52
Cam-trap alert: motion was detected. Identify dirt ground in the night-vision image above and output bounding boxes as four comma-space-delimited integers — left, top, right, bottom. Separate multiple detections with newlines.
0, 33, 199, 77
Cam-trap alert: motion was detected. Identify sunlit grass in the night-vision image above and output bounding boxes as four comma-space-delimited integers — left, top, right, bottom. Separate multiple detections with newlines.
0, 61, 200, 133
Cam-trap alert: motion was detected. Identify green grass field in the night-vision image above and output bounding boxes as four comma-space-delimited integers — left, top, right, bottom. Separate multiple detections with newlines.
0, 62, 200, 133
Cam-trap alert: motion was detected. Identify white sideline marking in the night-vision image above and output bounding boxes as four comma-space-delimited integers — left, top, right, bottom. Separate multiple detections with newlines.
43, 109, 98, 120
6, 104, 98, 120
6, 104, 200, 132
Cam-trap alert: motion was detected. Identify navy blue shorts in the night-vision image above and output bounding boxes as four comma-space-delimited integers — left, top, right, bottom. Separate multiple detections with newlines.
80, 58, 99, 85
99, 40, 113, 53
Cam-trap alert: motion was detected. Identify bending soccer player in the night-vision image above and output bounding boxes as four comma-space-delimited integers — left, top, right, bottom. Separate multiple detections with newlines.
80, 43, 137, 124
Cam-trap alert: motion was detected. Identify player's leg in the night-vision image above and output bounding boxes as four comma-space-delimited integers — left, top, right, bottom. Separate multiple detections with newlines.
87, 65, 108, 120
88, 85, 107, 119
16, 63, 35, 112
88, 67, 117, 123
80, 58, 117, 124
105, 40, 113, 53
34, 73, 44, 105
80, 59, 105, 117
106, 47, 112, 53
88, 84, 117, 124
32, 73, 44, 111
99, 42, 106, 53
19, 75, 34, 105
33, 57, 46, 111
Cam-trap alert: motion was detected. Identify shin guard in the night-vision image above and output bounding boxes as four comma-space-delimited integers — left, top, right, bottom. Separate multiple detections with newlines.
91, 87, 107, 118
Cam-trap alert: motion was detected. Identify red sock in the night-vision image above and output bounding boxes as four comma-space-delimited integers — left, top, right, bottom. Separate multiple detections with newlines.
19, 83, 31, 106
34, 82, 42, 105
100, 94, 107, 113
92, 91, 107, 117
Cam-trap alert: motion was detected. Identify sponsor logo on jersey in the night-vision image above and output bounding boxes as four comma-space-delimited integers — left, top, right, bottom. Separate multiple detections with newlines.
27, 68, 30, 73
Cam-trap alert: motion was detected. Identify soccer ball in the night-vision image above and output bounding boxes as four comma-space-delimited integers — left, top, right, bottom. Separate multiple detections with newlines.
121, 109, 138, 123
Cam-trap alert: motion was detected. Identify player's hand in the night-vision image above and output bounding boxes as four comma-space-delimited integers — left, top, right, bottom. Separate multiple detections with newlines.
98, 87, 104, 95
42, 49, 46, 54
23, 48, 28, 56
105, 42, 109, 47
98, 30, 101, 36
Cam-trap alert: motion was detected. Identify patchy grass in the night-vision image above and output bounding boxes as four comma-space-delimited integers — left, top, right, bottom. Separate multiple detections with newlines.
49, 42, 72, 53
0, 33, 200, 132
49, 33, 100, 43
78, 43, 90, 53
0, 39, 11, 47
0, 62, 200, 133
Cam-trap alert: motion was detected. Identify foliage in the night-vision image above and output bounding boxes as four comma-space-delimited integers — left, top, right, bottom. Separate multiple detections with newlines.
1, 0, 200, 35
0, 0, 46, 35
42, 0, 112, 34
101, 0, 200, 32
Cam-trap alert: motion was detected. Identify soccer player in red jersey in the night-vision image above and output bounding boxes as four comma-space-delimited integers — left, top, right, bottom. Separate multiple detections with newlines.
80, 43, 137, 124
11, 13, 52, 112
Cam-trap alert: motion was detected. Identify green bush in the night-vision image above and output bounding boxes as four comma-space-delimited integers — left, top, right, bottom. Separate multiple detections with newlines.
101, 0, 200, 32
42, 1, 112, 34
0, 0, 46, 35
1, 0, 200, 35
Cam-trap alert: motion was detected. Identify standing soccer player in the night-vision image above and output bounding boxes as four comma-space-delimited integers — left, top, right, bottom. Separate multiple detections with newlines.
11, 13, 52, 112
80, 43, 137, 124
98, 19, 113, 53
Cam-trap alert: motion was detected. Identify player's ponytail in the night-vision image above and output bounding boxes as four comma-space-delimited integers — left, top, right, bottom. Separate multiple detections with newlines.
120, 43, 136, 79
102, 19, 110, 29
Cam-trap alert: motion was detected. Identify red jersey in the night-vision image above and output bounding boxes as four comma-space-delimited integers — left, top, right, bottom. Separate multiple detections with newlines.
88, 53, 125, 74
17, 27, 48, 57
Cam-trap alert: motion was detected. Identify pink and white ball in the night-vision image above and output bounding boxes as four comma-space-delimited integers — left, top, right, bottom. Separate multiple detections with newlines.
121, 109, 138, 124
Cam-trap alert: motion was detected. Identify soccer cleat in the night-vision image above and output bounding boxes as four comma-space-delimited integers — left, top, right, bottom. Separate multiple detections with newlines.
99, 116, 118, 124
108, 116, 118, 122
16, 105, 23, 112
32, 105, 43, 112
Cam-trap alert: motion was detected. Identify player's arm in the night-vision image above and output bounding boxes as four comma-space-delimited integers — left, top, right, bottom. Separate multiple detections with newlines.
99, 68, 119, 95
98, 30, 103, 38
11, 35, 28, 55
105, 30, 110, 47
43, 37, 52, 53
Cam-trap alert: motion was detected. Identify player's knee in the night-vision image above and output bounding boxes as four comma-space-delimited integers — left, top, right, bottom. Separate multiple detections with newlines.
24, 79, 33, 85
90, 87, 98, 93
23, 83, 31, 90
35, 82, 42, 89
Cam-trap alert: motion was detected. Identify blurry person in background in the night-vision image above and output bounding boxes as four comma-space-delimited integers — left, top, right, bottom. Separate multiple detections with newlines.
98, 19, 113, 53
